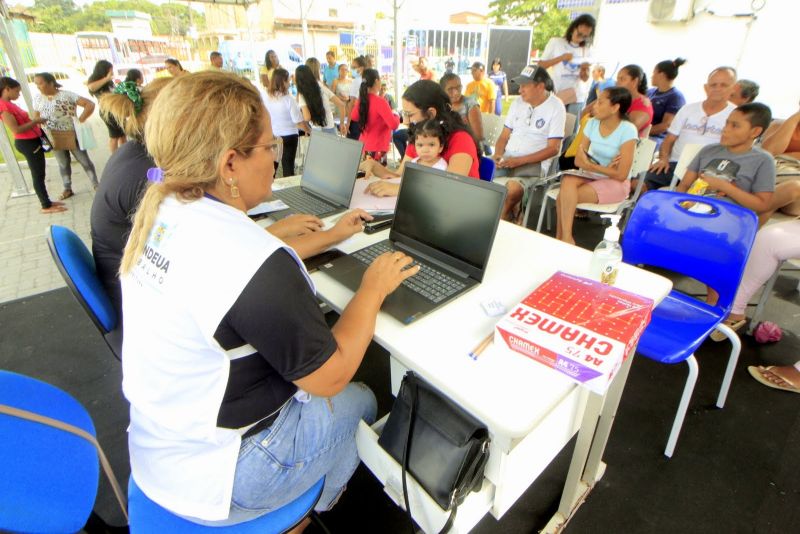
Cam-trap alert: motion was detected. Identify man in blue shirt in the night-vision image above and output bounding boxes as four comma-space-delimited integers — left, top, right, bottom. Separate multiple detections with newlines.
323, 51, 339, 89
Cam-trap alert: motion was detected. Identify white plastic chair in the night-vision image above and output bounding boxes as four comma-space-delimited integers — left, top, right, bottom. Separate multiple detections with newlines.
667, 143, 704, 190
480, 112, 505, 149
536, 138, 657, 233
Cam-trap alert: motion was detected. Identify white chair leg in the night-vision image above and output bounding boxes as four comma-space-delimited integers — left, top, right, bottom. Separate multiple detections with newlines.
536, 192, 550, 233
714, 323, 741, 408
665, 355, 699, 458
747, 262, 784, 335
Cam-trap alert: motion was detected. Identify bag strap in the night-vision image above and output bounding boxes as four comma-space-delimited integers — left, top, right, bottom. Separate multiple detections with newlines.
0, 403, 129, 523
399, 375, 463, 534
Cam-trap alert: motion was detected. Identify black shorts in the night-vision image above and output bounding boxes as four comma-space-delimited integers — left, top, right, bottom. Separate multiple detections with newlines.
102, 113, 125, 139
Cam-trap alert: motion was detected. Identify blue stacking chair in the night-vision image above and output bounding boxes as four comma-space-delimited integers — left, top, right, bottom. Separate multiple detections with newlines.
46, 225, 122, 360
623, 191, 758, 457
478, 156, 495, 182
129, 476, 327, 533
0, 370, 126, 532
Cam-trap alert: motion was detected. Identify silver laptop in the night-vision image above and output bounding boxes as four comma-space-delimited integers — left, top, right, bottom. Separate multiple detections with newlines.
319, 163, 507, 325
271, 133, 364, 219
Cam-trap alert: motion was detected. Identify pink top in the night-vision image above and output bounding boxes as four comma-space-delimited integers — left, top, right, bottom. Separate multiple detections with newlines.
629, 96, 654, 138
0, 99, 41, 140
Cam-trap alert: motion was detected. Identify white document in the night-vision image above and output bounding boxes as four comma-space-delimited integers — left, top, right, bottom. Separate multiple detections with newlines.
247, 199, 289, 217
349, 177, 401, 211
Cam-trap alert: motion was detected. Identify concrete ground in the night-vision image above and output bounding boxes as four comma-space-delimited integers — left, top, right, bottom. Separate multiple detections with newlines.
0, 114, 111, 303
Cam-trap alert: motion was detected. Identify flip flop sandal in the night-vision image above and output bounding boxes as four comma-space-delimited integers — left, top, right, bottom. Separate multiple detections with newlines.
41, 205, 67, 214
59, 189, 74, 200
710, 318, 746, 342
748, 366, 800, 394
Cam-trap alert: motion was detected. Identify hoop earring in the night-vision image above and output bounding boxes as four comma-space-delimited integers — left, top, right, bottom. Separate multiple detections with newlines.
228, 178, 240, 199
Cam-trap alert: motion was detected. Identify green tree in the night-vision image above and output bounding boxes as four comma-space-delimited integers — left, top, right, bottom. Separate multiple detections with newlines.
488, 0, 570, 52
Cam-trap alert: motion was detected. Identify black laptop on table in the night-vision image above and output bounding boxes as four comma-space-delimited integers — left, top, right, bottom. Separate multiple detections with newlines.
319, 163, 507, 325
271, 133, 364, 219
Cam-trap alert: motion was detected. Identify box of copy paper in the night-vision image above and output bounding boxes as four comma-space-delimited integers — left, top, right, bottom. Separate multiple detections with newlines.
494, 271, 654, 394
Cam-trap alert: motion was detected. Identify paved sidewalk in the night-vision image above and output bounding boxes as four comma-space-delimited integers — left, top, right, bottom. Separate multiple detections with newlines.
1, 116, 111, 304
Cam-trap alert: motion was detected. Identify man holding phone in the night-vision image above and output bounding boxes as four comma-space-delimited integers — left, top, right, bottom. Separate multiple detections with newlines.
492, 65, 566, 222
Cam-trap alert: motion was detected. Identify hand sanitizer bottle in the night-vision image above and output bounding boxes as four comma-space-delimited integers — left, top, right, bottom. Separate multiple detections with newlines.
589, 214, 623, 285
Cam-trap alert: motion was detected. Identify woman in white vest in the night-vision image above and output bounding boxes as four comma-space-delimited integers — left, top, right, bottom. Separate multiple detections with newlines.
119, 71, 419, 527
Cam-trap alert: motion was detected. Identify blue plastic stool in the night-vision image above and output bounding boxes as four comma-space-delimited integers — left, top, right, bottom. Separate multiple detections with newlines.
129, 476, 326, 533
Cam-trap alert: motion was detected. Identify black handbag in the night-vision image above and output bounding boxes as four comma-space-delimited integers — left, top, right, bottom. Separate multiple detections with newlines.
378, 371, 490, 534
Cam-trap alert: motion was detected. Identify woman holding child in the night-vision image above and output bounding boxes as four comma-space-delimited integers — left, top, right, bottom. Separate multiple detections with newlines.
360, 79, 480, 196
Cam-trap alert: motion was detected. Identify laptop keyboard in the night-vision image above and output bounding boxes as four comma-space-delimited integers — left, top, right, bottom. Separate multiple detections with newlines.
351, 241, 466, 303
273, 188, 336, 216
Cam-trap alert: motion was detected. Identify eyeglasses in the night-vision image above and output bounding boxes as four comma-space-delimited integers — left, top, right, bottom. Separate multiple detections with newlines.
244, 137, 283, 160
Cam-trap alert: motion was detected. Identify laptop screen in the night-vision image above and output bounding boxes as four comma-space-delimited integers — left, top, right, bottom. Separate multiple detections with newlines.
301, 133, 364, 207
391, 163, 506, 278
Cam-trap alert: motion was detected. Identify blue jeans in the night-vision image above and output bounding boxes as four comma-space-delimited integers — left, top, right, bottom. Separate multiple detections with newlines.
186, 383, 376, 526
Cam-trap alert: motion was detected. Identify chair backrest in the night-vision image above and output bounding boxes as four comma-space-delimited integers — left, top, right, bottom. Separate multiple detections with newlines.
46, 225, 118, 333
625, 138, 658, 203
623, 191, 758, 311
478, 156, 496, 182
640, 124, 652, 139
480, 112, 505, 147
669, 143, 703, 190
0, 370, 99, 532
564, 113, 577, 137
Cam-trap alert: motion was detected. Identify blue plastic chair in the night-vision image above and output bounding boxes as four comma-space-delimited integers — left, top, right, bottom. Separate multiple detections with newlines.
46, 225, 122, 360
129, 476, 326, 533
478, 156, 495, 182
623, 191, 758, 457
0, 370, 107, 532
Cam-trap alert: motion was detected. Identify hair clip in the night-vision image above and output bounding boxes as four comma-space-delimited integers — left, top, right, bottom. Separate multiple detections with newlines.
147, 167, 164, 183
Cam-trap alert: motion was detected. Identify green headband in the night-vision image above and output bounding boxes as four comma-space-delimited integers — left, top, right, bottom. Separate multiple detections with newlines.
113, 81, 142, 113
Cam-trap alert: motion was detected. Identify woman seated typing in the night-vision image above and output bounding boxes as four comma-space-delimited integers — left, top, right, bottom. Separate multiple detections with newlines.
120, 71, 419, 527
359, 79, 480, 197
555, 87, 638, 244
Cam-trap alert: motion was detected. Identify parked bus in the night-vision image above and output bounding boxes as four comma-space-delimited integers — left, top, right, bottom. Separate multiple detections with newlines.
75, 32, 186, 82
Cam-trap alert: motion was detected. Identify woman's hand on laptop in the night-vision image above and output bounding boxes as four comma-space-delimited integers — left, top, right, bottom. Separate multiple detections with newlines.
330, 209, 373, 240
365, 180, 400, 197
360, 251, 420, 299
267, 213, 324, 238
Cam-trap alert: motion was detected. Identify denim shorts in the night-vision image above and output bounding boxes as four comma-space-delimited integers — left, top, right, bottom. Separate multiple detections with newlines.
184, 382, 376, 526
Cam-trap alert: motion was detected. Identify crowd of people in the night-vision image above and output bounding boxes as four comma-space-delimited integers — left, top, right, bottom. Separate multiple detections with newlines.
3, 17, 799, 528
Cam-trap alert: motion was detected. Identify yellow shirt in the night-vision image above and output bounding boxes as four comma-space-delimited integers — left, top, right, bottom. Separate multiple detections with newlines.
466, 78, 497, 113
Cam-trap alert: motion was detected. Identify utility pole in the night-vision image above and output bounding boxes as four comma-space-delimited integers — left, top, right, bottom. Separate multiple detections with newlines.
392, 0, 404, 106
299, 0, 313, 57
0, 0, 32, 197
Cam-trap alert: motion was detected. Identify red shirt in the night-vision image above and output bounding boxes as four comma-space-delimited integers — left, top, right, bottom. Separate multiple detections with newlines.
0, 99, 41, 140
350, 93, 400, 152
406, 129, 480, 179
629, 96, 654, 138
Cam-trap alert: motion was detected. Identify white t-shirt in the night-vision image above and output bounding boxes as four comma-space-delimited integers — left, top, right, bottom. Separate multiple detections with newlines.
121, 195, 312, 521
298, 82, 336, 130
263, 92, 304, 137
349, 72, 362, 99
411, 156, 447, 170
542, 37, 592, 93
503, 93, 566, 174
667, 100, 736, 162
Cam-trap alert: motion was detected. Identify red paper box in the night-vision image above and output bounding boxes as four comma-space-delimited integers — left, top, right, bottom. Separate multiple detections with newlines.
495, 272, 654, 394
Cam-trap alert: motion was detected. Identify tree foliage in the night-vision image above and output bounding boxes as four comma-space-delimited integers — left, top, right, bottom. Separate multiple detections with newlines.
28, 0, 205, 36
488, 0, 571, 52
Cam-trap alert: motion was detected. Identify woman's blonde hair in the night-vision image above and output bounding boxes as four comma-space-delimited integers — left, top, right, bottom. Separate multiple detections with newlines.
99, 77, 173, 141
119, 71, 265, 275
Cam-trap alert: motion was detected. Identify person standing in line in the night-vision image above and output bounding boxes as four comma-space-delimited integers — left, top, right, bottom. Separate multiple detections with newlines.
165, 58, 188, 78
263, 68, 308, 177
346, 56, 367, 140
0, 76, 64, 213
259, 49, 280, 88
86, 59, 125, 153
323, 50, 339, 89
33, 71, 99, 199
488, 58, 509, 116
295, 64, 348, 136
466, 61, 496, 114
412, 56, 434, 81
350, 69, 400, 165
209, 51, 224, 70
